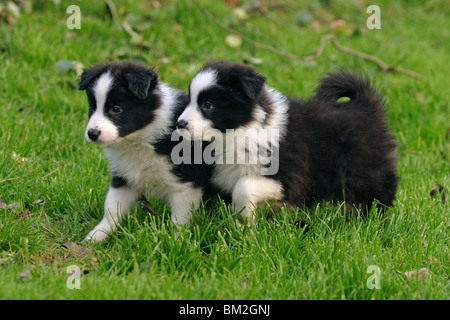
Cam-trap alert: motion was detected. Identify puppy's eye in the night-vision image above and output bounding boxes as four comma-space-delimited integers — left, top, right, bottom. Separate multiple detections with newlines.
111, 106, 123, 114
202, 101, 213, 110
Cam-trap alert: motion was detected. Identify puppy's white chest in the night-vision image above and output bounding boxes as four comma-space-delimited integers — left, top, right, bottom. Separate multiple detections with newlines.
106, 142, 178, 199
212, 162, 261, 194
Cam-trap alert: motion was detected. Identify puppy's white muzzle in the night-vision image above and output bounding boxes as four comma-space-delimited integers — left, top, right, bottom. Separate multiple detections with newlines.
177, 104, 213, 140
85, 111, 119, 146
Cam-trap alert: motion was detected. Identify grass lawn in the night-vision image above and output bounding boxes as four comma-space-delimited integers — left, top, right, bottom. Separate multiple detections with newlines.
0, 0, 448, 300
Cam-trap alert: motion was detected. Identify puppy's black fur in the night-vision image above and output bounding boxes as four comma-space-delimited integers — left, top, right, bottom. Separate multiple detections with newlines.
186, 61, 398, 213
278, 71, 398, 211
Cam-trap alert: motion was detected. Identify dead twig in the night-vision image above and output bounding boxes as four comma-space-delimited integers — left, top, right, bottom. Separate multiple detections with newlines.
105, 0, 119, 25
121, 20, 143, 43
327, 35, 421, 78
193, 0, 420, 78
39, 165, 63, 181
105, 0, 149, 48
140, 195, 157, 216
0, 176, 21, 184
194, 0, 302, 60
1, 164, 62, 185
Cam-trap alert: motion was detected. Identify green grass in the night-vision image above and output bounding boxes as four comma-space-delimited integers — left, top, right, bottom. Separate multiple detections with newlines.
0, 0, 448, 300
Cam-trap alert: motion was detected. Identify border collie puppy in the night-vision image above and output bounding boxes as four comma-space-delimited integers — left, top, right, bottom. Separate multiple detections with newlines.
79, 61, 212, 242
177, 61, 398, 223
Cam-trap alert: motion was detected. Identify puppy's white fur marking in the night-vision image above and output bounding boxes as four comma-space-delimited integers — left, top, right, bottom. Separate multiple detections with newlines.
189, 69, 218, 103
94, 72, 114, 111
170, 188, 203, 225
232, 175, 283, 224
211, 86, 289, 193
262, 86, 289, 139
205, 86, 288, 222
178, 70, 217, 139
178, 104, 214, 139
85, 72, 119, 146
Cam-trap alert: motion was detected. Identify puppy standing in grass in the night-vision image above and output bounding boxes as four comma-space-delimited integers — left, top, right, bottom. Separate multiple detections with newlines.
79, 61, 212, 242
177, 61, 398, 224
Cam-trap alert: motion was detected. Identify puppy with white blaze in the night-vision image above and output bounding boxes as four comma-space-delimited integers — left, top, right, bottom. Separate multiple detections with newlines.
177, 61, 398, 224
79, 61, 212, 242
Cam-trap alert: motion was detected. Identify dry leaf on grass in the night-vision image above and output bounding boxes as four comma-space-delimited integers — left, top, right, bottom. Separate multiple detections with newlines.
140, 195, 157, 216
0, 199, 21, 210
404, 268, 430, 280
61, 242, 90, 259
0, 198, 7, 209
427, 256, 440, 264
225, 34, 242, 48
19, 268, 32, 281
0, 199, 45, 217
430, 182, 446, 204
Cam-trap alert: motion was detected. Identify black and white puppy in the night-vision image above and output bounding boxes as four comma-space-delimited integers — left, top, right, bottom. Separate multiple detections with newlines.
177, 61, 398, 223
79, 61, 212, 242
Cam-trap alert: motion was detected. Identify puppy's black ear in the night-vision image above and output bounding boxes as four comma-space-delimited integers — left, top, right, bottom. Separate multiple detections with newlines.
204, 60, 266, 100
226, 65, 266, 100
123, 69, 158, 99
239, 72, 266, 100
79, 64, 109, 91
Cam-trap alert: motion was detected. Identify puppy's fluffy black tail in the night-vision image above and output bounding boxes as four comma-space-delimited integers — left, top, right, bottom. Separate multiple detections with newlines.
314, 70, 383, 109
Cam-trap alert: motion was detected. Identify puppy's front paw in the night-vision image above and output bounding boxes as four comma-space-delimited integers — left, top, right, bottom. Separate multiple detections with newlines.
85, 227, 109, 243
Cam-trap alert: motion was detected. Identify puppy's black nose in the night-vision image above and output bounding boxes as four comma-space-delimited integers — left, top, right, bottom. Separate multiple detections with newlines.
88, 128, 101, 141
176, 120, 188, 129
